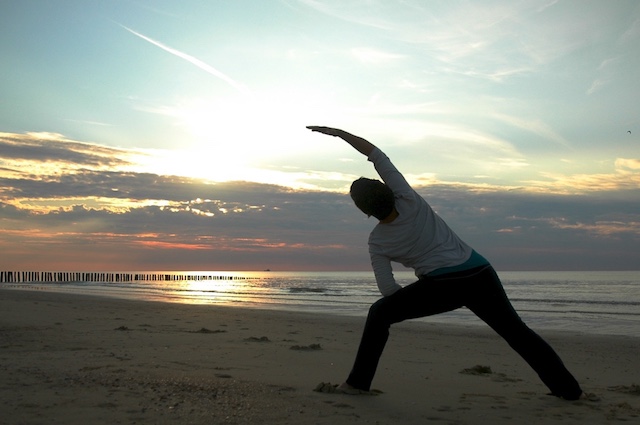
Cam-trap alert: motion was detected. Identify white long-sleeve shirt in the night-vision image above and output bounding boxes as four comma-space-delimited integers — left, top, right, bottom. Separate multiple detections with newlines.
367, 147, 474, 296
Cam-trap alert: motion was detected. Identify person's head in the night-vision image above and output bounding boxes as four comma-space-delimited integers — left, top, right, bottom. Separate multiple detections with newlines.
350, 177, 395, 220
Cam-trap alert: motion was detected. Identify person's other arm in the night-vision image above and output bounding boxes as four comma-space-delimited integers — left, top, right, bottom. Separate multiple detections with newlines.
306, 126, 375, 156
370, 253, 402, 296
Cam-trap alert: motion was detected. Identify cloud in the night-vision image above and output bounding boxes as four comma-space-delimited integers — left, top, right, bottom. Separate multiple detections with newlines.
615, 158, 640, 171
292, 0, 393, 30
492, 113, 571, 148
2, 132, 639, 271
0, 132, 133, 168
319, 1, 607, 78
586, 78, 608, 95
547, 217, 640, 238
619, 17, 640, 43
524, 158, 640, 193
587, 56, 622, 95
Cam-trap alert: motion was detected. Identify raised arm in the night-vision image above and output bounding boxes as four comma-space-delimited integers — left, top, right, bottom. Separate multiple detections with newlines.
306, 126, 375, 156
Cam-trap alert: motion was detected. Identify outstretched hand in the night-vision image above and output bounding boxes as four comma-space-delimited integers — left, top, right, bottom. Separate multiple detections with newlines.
306, 126, 344, 137
306, 125, 375, 156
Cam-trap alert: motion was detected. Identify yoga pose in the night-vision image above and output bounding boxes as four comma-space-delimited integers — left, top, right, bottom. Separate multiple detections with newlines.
307, 125, 584, 400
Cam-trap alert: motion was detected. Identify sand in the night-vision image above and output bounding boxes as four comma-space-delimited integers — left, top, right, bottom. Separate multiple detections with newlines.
0, 288, 638, 424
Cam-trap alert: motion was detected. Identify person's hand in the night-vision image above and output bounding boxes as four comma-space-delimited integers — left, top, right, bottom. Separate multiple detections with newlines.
306, 126, 375, 156
306, 126, 344, 137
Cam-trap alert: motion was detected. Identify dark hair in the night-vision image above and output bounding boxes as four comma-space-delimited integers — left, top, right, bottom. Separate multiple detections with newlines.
350, 178, 395, 220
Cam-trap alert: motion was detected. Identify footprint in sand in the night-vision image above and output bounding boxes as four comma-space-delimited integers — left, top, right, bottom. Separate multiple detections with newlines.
608, 384, 640, 396
313, 382, 382, 395
290, 343, 322, 351
244, 336, 271, 342
460, 365, 492, 375
323, 400, 355, 409
459, 365, 522, 382
189, 327, 227, 334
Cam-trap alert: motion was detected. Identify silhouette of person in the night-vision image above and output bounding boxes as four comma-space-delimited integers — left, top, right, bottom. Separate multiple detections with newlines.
307, 125, 584, 400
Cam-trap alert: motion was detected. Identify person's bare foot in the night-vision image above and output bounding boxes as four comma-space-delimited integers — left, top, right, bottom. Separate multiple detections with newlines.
337, 382, 383, 395
338, 382, 355, 391
337, 382, 363, 394
579, 392, 600, 401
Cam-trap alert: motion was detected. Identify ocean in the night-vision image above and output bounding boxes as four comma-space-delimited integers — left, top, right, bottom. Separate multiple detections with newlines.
1, 270, 638, 338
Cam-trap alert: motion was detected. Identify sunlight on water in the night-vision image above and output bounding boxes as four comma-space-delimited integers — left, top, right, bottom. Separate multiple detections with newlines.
1, 270, 638, 337
131, 271, 269, 306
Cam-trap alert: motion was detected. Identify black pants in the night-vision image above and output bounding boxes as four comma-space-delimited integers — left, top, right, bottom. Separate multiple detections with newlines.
346, 265, 583, 400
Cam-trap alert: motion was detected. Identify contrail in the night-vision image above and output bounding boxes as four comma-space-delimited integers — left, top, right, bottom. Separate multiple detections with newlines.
120, 24, 251, 97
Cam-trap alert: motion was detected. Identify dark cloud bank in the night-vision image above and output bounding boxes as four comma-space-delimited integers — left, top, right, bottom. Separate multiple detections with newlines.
1, 133, 638, 271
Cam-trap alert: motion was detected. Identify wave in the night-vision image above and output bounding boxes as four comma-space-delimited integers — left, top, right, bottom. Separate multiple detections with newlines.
510, 297, 640, 307
288, 287, 329, 294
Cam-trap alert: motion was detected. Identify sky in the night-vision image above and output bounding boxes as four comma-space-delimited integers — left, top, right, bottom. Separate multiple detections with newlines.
1, 0, 639, 272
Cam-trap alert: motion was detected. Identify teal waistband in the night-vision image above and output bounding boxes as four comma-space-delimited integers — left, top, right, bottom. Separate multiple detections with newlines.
426, 250, 490, 277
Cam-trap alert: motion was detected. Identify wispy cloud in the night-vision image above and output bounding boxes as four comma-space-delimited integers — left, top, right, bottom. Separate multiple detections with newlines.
295, 0, 587, 82
619, 17, 640, 43
492, 113, 572, 148
536, 0, 560, 14
119, 24, 252, 97
292, 0, 393, 30
587, 56, 621, 95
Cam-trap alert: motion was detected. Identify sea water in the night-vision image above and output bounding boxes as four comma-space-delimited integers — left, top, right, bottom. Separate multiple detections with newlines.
2, 270, 638, 338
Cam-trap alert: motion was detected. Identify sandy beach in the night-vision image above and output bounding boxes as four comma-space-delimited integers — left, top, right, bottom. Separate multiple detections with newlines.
1, 288, 638, 424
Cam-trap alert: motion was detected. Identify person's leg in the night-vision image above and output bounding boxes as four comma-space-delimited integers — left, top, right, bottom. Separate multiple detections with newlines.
345, 278, 463, 391
464, 267, 583, 400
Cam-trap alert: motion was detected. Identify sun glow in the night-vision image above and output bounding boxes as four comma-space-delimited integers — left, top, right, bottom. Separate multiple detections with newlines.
147, 90, 346, 188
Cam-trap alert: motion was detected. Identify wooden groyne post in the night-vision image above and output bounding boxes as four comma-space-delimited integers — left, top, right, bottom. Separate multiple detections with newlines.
0, 271, 256, 283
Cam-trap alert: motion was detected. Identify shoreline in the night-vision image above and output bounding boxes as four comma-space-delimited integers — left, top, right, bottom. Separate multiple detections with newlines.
3, 281, 637, 339
1, 289, 639, 424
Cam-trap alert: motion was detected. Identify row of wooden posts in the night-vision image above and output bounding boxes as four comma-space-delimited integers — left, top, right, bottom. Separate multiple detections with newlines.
0, 271, 255, 283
